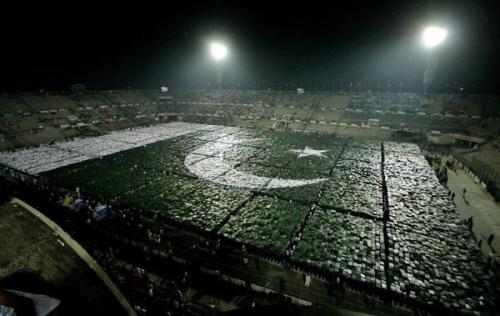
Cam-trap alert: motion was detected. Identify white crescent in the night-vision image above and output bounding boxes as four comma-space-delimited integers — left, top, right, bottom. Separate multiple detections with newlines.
184, 140, 328, 189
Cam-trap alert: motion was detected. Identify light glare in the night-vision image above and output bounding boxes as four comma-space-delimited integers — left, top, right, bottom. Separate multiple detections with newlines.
422, 27, 447, 48
210, 43, 228, 61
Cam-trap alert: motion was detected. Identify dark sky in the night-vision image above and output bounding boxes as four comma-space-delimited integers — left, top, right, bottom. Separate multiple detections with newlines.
2, 0, 500, 93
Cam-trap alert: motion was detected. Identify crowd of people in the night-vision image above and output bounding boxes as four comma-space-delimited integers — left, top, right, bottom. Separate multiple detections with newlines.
1, 160, 498, 315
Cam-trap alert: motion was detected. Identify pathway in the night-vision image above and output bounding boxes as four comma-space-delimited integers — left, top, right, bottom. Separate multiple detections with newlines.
446, 168, 500, 256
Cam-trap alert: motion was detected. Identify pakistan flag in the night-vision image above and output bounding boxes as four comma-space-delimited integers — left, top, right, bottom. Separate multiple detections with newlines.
45, 126, 382, 253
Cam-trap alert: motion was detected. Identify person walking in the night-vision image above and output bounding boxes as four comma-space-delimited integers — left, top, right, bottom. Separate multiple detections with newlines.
487, 233, 495, 245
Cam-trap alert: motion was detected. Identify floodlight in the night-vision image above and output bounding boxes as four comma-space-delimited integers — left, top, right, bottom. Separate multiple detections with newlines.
210, 43, 228, 61
422, 26, 447, 49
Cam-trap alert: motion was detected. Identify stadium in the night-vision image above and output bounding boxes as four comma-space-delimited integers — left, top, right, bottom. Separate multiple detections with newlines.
1, 2, 500, 316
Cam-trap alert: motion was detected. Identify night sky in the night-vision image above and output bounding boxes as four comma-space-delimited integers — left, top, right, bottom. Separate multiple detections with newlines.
2, 1, 500, 93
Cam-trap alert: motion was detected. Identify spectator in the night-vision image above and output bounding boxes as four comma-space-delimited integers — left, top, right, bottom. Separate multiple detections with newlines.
487, 233, 495, 245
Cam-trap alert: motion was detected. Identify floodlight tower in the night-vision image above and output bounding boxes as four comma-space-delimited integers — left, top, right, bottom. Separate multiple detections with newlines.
210, 42, 228, 89
421, 26, 447, 94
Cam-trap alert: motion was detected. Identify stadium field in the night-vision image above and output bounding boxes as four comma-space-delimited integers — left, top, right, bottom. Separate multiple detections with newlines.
0, 122, 495, 310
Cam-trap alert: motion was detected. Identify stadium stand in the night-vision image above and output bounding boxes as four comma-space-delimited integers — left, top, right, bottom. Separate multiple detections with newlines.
1, 88, 498, 189
454, 140, 500, 200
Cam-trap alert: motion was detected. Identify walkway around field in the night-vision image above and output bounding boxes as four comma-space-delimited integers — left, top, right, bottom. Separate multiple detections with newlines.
446, 168, 500, 256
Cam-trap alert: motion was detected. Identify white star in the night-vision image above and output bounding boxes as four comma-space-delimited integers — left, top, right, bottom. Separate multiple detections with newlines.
290, 146, 329, 158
